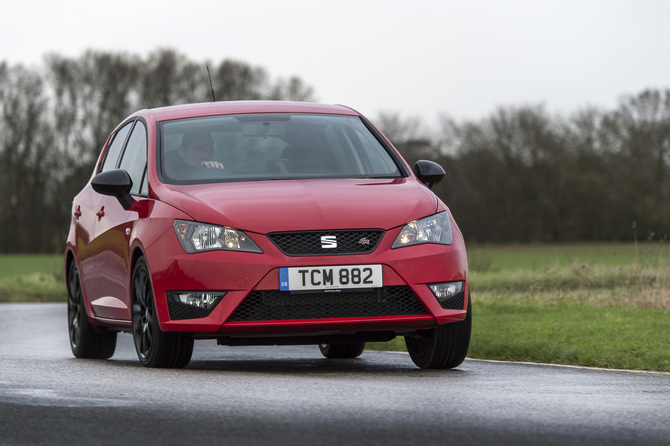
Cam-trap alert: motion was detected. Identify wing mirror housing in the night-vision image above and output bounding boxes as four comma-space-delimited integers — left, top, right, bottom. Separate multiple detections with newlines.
413, 160, 445, 190
91, 169, 135, 210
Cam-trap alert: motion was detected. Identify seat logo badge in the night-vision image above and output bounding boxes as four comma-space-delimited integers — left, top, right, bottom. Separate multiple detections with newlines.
321, 236, 337, 249
359, 238, 370, 245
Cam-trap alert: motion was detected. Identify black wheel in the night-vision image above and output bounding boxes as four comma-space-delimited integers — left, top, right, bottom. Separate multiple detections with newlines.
405, 293, 472, 369
319, 341, 366, 359
131, 258, 193, 368
67, 261, 117, 359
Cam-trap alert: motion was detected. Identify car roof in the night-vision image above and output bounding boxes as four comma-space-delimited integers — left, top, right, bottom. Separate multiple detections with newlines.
137, 101, 362, 122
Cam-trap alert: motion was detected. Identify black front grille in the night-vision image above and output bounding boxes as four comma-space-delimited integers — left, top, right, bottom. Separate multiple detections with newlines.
228, 286, 428, 322
438, 291, 465, 310
267, 229, 384, 256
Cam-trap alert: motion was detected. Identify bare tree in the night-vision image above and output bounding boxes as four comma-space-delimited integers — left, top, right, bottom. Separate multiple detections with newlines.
139, 48, 207, 107
375, 112, 438, 168
0, 65, 58, 251
269, 76, 315, 102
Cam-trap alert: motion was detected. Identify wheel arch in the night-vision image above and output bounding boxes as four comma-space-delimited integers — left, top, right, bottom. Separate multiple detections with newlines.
130, 245, 146, 275
128, 244, 169, 330
64, 249, 76, 281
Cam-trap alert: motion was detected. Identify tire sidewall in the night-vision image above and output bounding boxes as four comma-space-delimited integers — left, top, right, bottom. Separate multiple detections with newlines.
405, 292, 472, 369
132, 258, 157, 366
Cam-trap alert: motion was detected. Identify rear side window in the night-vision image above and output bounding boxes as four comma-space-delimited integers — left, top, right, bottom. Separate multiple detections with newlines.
100, 121, 133, 172
119, 121, 148, 195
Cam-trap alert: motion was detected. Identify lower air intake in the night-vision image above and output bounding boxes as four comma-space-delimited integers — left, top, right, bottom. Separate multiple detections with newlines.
438, 291, 465, 310
228, 286, 428, 322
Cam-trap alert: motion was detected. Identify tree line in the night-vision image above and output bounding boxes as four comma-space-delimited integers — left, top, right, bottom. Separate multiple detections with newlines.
0, 48, 668, 252
380, 90, 670, 243
0, 49, 314, 253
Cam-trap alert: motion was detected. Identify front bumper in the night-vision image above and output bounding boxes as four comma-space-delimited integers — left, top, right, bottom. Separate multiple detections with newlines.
145, 224, 469, 337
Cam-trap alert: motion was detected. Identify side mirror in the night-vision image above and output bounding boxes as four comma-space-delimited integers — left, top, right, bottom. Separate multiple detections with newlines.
91, 169, 135, 210
413, 160, 445, 190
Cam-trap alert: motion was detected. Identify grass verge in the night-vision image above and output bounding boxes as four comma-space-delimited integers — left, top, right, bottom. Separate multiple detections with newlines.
369, 243, 670, 372
469, 295, 670, 371
369, 292, 670, 372
0, 255, 66, 302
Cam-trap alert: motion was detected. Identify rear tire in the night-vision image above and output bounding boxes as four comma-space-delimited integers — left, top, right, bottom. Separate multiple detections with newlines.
131, 258, 193, 368
405, 293, 472, 369
67, 261, 117, 359
319, 341, 366, 359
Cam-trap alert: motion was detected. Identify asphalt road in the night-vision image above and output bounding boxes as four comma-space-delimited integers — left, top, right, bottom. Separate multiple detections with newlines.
1, 303, 669, 445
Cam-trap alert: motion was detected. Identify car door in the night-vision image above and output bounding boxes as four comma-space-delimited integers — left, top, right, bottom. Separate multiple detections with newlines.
75, 122, 133, 302
91, 120, 148, 320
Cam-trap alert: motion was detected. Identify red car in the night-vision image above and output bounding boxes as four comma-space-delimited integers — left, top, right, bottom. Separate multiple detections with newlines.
64, 101, 470, 369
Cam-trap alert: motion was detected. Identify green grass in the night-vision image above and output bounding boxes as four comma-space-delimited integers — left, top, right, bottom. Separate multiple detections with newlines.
468, 242, 670, 271
0, 255, 66, 302
370, 298, 670, 371
470, 263, 670, 296
469, 297, 670, 371
0, 254, 63, 279
371, 242, 670, 372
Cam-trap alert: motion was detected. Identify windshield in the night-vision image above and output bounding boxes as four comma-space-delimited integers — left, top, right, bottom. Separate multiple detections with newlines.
159, 113, 404, 184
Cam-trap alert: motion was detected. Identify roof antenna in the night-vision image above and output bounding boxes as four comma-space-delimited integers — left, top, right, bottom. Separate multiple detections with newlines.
207, 66, 216, 102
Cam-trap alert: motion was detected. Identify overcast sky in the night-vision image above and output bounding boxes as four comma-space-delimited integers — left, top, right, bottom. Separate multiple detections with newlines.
2, 0, 669, 125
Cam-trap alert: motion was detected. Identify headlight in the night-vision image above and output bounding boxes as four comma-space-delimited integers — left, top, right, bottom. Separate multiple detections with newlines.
392, 211, 452, 249
173, 220, 263, 254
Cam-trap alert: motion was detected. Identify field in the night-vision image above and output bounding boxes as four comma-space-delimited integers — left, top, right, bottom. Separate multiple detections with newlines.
372, 242, 670, 371
0, 255, 66, 302
2, 244, 669, 371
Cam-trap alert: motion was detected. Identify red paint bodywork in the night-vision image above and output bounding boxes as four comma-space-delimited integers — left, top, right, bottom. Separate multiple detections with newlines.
65, 101, 469, 339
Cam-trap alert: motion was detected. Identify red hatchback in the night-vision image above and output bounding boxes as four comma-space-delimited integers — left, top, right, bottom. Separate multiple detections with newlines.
64, 101, 471, 369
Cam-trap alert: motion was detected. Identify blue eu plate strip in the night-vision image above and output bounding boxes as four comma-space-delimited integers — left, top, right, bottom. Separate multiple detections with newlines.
279, 267, 289, 291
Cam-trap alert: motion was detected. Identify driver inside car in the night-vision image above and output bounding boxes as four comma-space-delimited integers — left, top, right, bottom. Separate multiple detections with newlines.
176, 130, 224, 171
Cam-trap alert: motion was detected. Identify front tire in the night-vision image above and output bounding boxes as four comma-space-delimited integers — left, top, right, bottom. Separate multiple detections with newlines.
319, 342, 366, 359
67, 261, 116, 359
405, 294, 472, 369
131, 258, 193, 368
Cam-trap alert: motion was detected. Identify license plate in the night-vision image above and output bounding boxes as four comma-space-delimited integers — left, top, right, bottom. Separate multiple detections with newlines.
279, 265, 383, 291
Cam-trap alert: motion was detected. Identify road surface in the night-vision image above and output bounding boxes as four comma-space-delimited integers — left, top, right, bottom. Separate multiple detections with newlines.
1, 303, 669, 445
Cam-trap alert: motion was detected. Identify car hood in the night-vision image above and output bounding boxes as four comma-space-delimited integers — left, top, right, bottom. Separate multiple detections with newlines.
154, 178, 438, 234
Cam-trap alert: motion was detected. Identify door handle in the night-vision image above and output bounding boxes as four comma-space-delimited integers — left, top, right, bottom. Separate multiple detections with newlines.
96, 207, 105, 219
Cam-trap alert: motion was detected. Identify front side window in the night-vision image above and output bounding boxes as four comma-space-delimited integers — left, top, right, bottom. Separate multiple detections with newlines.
100, 121, 133, 173
119, 121, 148, 195
159, 113, 403, 184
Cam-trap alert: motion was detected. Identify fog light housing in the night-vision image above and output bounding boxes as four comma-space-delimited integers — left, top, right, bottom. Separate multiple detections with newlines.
428, 281, 464, 309
166, 291, 227, 321
172, 292, 226, 309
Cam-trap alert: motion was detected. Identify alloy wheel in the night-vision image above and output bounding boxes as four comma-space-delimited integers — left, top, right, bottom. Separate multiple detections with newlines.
132, 264, 154, 360
67, 264, 82, 349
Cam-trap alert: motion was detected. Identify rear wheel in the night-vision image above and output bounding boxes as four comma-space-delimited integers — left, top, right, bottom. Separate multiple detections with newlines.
131, 258, 193, 368
405, 294, 472, 369
67, 261, 116, 359
319, 341, 366, 359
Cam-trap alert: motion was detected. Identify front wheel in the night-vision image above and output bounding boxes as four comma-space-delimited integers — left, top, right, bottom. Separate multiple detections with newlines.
67, 261, 116, 359
405, 294, 472, 369
131, 258, 193, 368
319, 341, 366, 359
